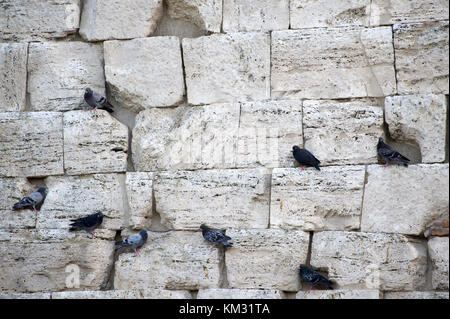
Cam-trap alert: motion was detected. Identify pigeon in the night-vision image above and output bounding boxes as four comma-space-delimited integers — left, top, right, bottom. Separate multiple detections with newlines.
200, 224, 232, 250
69, 211, 104, 239
292, 145, 321, 171
299, 264, 333, 291
84, 87, 114, 113
12, 186, 48, 212
115, 228, 148, 256
377, 137, 410, 167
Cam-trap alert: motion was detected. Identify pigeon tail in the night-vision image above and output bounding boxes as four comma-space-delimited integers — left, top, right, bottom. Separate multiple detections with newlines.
102, 103, 114, 113
222, 241, 233, 248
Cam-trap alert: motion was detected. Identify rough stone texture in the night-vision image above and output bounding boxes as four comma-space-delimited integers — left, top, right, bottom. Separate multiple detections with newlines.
197, 289, 283, 299
271, 27, 396, 99
296, 290, 382, 299
290, 0, 371, 28
132, 104, 240, 171
428, 237, 449, 290
104, 37, 185, 112
140, 289, 192, 299
370, 0, 449, 25
0, 292, 51, 299
114, 231, 221, 290
311, 231, 428, 291
223, 0, 289, 32
0, 0, 80, 41
63, 111, 128, 175
79, 0, 163, 41
51, 289, 190, 299
0, 229, 114, 293
394, 21, 449, 95
303, 99, 384, 165
384, 291, 449, 299
183, 33, 270, 105
270, 166, 366, 231
385, 94, 447, 163
154, 169, 270, 230
166, 0, 222, 33
125, 172, 153, 230
0, 43, 27, 112
28, 42, 105, 112
225, 229, 309, 291
0, 112, 64, 177
361, 164, 449, 236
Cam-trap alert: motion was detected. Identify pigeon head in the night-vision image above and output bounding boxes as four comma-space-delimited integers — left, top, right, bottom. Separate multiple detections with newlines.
292, 145, 300, 152
37, 186, 48, 195
95, 211, 104, 218
85, 88, 93, 96
200, 224, 208, 230
299, 264, 308, 272
378, 137, 384, 144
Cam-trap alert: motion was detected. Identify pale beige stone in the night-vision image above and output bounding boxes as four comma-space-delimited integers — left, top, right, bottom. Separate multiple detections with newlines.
197, 288, 283, 299
166, 0, 222, 33
384, 291, 449, 299
271, 27, 396, 99
140, 289, 192, 299
428, 237, 449, 290
183, 33, 270, 105
270, 166, 366, 231
225, 229, 309, 291
125, 172, 153, 230
0, 292, 51, 299
154, 169, 270, 230
361, 164, 449, 236
0, 43, 27, 112
52, 290, 140, 299
296, 290, 382, 299
0, 112, 64, 177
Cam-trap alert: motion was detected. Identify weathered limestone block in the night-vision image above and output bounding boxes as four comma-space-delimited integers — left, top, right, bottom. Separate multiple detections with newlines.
394, 21, 449, 95
0, 0, 80, 41
0, 292, 51, 299
385, 95, 447, 163
303, 99, 384, 165
104, 37, 184, 111
290, 0, 370, 28
296, 290, 382, 299
225, 229, 309, 291
132, 104, 239, 171
270, 166, 365, 231
114, 231, 221, 290
125, 172, 153, 230
154, 169, 270, 230
63, 111, 128, 175
183, 33, 270, 105
79, 0, 163, 41
52, 290, 140, 299
370, 0, 449, 25
271, 27, 396, 99
140, 289, 192, 299
384, 292, 449, 299
311, 231, 428, 291
0, 43, 27, 112
28, 42, 105, 112
237, 100, 302, 168
223, 0, 289, 32
166, 0, 222, 33
428, 237, 449, 290
0, 112, 64, 177
0, 229, 114, 293
197, 289, 283, 299
361, 164, 449, 236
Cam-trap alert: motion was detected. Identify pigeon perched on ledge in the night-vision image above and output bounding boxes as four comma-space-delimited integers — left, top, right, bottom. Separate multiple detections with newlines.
200, 224, 232, 250
69, 211, 104, 239
84, 87, 114, 113
299, 264, 333, 291
115, 228, 148, 256
377, 137, 410, 167
12, 186, 48, 212
292, 145, 321, 171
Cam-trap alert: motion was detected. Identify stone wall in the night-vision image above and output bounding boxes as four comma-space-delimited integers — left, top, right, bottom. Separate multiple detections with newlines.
0, 0, 448, 299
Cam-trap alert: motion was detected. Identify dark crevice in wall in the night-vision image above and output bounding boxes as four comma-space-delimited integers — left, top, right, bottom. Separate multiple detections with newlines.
359, 165, 368, 231
282, 291, 297, 299
445, 95, 449, 163
390, 25, 399, 94
24, 42, 31, 112
104, 229, 122, 290
189, 289, 199, 299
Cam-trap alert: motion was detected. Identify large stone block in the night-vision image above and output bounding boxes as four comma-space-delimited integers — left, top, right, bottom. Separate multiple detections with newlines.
125, 172, 154, 230
223, 0, 289, 32
290, 0, 370, 28
63, 111, 128, 175
114, 231, 221, 290
51, 289, 191, 299
197, 288, 283, 299
270, 166, 366, 231
225, 229, 309, 291
0, 292, 51, 299
0, 112, 64, 177
428, 237, 449, 290
384, 292, 449, 299
154, 169, 270, 230
303, 99, 384, 165
183, 33, 270, 105
271, 27, 396, 99
0, 43, 27, 112
385, 94, 447, 163
361, 164, 449, 236
394, 21, 449, 95
311, 231, 428, 291
104, 37, 185, 111
28, 42, 105, 112
79, 0, 163, 41
0, 0, 80, 41
166, 0, 222, 33
296, 290, 382, 299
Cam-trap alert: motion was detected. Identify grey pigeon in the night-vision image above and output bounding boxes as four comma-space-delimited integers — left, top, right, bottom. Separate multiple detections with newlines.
84, 87, 114, 113
377, 137, 410, 167
292, 145, 320, 171
115, 228, 148, 256
299, 264, 333, 291
69, 211, 104, 239
13, 186, 48, 212
200, 224, 232, 250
